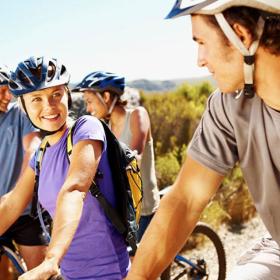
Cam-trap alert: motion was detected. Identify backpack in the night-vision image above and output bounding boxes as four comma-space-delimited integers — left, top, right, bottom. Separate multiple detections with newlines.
31, 119, 143, 254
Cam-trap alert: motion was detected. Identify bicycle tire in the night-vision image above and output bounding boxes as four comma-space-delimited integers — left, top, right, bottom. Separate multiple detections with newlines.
161, 222, 226, 280
0, 245, 26, 277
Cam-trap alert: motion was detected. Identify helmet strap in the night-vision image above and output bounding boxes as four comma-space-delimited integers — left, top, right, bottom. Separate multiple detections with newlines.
215, 13, 265, 98
96, 92, 118, 120
107, 95, 118, 116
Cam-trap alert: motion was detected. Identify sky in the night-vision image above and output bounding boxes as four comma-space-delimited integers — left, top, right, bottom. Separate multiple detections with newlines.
0, 0, 209, 83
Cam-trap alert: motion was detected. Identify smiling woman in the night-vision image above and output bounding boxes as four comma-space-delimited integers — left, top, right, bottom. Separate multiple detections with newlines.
21, 86, 69, 136
0, 56, 130, 280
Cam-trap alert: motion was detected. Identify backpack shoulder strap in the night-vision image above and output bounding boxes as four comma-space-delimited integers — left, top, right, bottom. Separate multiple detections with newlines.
66, 120, 78, 158
30, 137, 49, 217
36, 137, 49, 172
100, 119, 117, 140
99, 120, 138, 252
65, 119, 127, 235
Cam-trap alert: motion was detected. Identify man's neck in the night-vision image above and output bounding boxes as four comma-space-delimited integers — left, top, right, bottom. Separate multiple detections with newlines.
255, 48, 280, 110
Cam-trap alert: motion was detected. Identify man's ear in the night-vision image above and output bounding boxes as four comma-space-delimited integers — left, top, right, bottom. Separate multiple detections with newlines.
232, 23, 253, 48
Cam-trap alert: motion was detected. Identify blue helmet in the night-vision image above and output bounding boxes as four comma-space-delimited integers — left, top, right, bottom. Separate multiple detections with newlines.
0, 65, 11, 86
73, 71, 125, 96
9, 56, 70, 97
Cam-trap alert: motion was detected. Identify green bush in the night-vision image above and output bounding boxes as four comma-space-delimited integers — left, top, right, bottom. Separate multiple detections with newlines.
155, 152, 181, 190
217, 166, 256, 224
200, 201, 230, 229
142, 82, 212, 156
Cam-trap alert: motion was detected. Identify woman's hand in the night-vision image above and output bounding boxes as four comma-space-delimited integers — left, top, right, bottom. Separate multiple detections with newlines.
18, 258, 60, 280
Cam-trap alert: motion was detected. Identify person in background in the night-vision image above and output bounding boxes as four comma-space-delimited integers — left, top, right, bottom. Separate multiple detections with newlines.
126, 0, 280, 279
73, 71, 160, 241
0, 57, 129, 279
0, 65, 46, 271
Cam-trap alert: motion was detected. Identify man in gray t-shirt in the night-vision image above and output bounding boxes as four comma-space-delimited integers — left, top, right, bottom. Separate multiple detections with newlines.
127, 1, 280, 280
0, 66, 47, 272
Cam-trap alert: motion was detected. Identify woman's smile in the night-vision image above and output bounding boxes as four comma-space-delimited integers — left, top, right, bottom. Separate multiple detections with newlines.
41, 113, 61, 121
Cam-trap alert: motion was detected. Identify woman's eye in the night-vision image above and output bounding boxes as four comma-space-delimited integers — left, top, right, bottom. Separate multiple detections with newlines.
53, 92, 62, 98
32, 97, 41, 102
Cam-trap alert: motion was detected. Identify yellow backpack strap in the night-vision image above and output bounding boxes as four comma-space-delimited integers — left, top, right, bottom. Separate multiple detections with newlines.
36, 137, 49, 169
67, 125, 74, 157
66, 121, 78, 159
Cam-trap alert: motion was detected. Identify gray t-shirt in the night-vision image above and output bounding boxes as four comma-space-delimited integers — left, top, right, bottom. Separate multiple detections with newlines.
188, 89, 280, 245
0, 102, 36, 214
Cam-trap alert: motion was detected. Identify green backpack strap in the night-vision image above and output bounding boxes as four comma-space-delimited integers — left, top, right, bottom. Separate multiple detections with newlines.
66, 120, 127, 236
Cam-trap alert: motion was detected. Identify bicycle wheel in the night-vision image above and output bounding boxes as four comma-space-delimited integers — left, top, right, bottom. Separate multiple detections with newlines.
161, 222, 226, 280
0, 245, 26, 280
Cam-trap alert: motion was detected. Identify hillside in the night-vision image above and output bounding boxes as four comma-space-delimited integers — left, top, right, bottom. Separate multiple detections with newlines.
127, 75, 217, 92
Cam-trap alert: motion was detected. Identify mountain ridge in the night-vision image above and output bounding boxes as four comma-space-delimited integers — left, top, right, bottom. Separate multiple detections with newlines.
127, 75, 216, 92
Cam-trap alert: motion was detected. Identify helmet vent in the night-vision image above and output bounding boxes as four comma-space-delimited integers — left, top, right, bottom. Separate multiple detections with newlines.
18, 70, 33, 87
60, 65, 67, 76
9, 81, 19, 90
47, 61, 56, 82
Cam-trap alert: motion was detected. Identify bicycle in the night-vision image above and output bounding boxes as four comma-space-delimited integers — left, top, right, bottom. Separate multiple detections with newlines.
0, 236, 64, 280
159, 187, 227, 280
0, 236, 26, 279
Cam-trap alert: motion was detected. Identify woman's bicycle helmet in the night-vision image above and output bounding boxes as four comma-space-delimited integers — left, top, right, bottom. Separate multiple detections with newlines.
73, 71, 125, 120
166, 0, 280, 98
9, 56, 71, 135
9, 56, 70, 97
73, 71, 125, 96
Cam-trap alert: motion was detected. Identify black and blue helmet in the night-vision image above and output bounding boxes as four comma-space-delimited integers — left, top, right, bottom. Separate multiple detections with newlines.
9, 56, 70, 97
73, 71, 125, 96
0, 65, 11, 86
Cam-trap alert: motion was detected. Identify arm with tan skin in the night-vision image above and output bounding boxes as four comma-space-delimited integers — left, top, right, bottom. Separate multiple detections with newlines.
0, 166, 35, 234
126, 156, 224, 280
18, 139, 102, 280
129, 107, 150, 165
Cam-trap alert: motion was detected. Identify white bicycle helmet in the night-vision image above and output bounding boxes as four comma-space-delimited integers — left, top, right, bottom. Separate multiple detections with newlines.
166, 0, 280, 98
0, 65, 11, 86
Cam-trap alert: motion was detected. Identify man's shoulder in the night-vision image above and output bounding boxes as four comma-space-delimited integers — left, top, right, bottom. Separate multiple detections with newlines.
208, 89, 255, 118
7, 102, 21, 114
2, 102, 23, 124
5, 102, 37, 135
